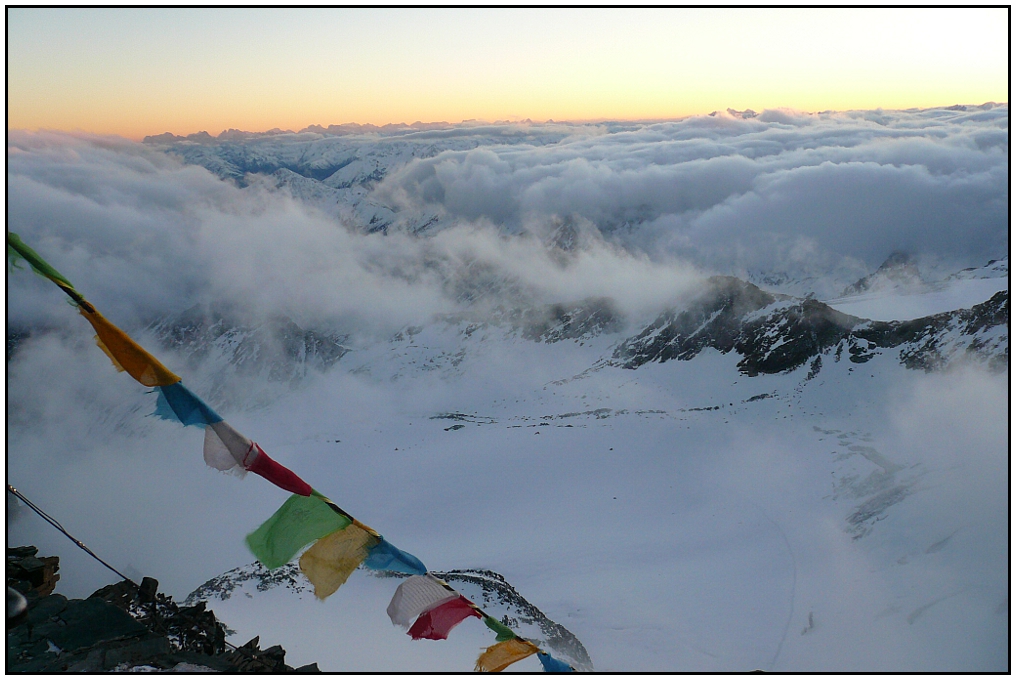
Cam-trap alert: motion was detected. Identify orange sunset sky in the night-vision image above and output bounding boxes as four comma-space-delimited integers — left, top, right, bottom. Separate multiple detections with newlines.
7, 7, 1009, 141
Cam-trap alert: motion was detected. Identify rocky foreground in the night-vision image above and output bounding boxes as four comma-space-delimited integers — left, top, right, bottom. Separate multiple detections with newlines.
6, 546, 319, 673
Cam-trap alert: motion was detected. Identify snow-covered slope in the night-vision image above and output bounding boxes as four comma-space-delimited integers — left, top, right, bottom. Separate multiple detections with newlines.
7, 278, 1008, 671
183, 564, 592, 671
108, 275, 1003, 672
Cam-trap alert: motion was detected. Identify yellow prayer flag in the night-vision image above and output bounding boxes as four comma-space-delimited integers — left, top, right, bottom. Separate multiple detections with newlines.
299, 523, 378, 600
352, 518, 381, 539
474, 638, 539, 673
79, 308, 180, 387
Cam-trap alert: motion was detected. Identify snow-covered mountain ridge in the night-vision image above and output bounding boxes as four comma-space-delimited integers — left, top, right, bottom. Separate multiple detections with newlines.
145, 122, 578, 235
615, 276, 1008, 375
141, 271, 1007, 404
184, 563, 593, 671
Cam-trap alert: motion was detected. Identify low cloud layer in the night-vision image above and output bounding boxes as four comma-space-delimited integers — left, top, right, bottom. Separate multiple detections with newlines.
7, 130, 704, 337
9, 105, 1008, 335
375, 106, 1008, 284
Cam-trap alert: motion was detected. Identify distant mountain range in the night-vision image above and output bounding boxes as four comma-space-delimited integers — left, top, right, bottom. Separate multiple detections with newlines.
134, 261, 1006, 394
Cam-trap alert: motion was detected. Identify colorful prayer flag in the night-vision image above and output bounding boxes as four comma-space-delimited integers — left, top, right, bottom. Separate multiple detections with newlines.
363, 538, 427, 575
483, 615, 516, 642
79, 307, 181, 387
7, 232, 76, 290
245, 444, 313, 496
475, 637, 539, 672
537, 652, 573, 673
202, 420, 254, 474
10, 232, 565, 674
387, 574, 457, 629
246, 493, 351, 569
154, 382, 223, 427
407, 595, 480, 640
299, 523, 378, 600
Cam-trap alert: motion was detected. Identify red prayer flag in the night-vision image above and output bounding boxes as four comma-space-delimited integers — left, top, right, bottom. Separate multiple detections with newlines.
245, 443, 313, 496
407, 596, 481, 640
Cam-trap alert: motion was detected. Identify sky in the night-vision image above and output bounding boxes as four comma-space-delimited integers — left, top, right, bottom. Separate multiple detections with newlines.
6, 7, 1009, 140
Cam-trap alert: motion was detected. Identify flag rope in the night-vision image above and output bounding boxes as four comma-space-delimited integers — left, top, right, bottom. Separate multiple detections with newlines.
7, 232, 575, 672
7, 483, 243, 652
6, 483, 135, 585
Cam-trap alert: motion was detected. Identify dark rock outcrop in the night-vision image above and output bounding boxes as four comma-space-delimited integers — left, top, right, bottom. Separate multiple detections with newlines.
736, 298, 863, 376
7, 546, 60, 598
509, 297, 624, 343
438, 297, 625, 345
6, 547, 319, 673
854, 289, 1009, 372
615, 277, 779, 368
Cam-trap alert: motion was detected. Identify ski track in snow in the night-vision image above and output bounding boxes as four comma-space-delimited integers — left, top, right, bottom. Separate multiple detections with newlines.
751, 502, 797, 672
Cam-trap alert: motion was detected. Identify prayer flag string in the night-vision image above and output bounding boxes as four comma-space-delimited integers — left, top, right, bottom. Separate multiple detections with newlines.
7, 232, 575, 672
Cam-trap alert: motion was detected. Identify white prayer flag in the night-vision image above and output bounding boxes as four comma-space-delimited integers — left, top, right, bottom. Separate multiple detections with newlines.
386, 574, 457, 628
203, 420, 253, 474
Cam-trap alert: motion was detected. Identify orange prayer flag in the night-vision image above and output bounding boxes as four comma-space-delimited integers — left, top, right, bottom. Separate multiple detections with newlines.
475, 638, 539, 673
79, 307, 180, 387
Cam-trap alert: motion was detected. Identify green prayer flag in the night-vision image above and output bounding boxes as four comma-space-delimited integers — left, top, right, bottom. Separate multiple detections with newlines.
6, 232, 77, 290
246, 492, 351, 569
484, 615, 517, 642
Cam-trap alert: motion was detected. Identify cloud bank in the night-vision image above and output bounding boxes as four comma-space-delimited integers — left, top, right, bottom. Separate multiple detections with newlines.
9, 105, 1008, 336
7, 130, 704, 337
373, 106, 1008, 287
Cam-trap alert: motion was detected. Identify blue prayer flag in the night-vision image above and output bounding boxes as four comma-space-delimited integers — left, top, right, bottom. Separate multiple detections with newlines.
537, 652, 573, 673
154, 382, 223, 427
363, 537, 427, 575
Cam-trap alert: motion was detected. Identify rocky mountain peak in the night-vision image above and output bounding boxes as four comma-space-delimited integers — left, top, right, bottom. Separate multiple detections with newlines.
840, 251, 923, 297
615, 278, 1008, 377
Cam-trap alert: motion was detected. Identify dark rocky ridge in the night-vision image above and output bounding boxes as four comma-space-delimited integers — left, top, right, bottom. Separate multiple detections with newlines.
6, 547, 318, 673
615, 276, 1009, 375
496, 297, 625, 343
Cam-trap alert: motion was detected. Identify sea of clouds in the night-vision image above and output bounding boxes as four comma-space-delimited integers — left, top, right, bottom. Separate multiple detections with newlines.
7, 104, 1009, 336
375, 106, 1008, 284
